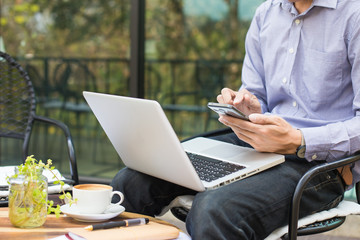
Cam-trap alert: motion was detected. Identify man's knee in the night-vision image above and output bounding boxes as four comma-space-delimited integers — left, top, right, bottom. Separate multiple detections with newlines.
186, 192, 254, 240
186, 191, 230, 233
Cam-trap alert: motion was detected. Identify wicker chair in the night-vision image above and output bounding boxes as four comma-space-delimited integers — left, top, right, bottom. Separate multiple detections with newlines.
0, 51, 79, 185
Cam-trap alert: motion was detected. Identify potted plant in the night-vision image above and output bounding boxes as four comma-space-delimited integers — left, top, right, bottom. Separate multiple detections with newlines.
8, 155, 73, 228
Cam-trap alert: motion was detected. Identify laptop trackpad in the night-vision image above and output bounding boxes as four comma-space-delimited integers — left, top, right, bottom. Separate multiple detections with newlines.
182, 137, 252, 159
202, 144, 251, 159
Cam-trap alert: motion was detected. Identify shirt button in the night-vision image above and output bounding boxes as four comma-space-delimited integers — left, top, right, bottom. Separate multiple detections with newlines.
292, 101, 297, 107
312, 154, 317, 160
282, 77, 287, 83
289, 48, 294, 54
295, 19, 301, 25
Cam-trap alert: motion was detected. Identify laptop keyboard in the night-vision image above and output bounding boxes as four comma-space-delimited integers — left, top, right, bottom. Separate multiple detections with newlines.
186, 152, 246, 182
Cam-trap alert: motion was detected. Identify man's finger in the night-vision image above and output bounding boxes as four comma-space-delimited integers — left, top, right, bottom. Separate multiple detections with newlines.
220, 88, 236, 104
217, 94, 224, 103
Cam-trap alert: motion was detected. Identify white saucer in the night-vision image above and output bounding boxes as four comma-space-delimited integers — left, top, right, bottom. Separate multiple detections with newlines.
60, 204, 125, 222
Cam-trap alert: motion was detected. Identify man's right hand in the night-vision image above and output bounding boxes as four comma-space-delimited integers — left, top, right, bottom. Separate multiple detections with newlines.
216, 88, 261, 116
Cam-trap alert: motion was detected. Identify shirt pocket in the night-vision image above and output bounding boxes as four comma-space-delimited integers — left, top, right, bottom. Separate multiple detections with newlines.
302, 48, 343, 108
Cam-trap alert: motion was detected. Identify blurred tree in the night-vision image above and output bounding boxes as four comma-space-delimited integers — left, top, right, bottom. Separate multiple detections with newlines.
146, 0, 251, 60
1, 0, 130, 57
1, 0, 256, 59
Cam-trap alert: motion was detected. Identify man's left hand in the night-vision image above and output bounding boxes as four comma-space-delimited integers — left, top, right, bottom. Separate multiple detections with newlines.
218, 113, 301, 155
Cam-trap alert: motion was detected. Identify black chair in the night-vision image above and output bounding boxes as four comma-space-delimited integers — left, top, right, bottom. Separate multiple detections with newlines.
0, 51, 79, 185
171, 128, 360, 240
285, 153, 360, 240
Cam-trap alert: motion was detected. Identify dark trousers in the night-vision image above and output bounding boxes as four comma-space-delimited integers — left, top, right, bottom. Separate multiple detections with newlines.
111, 133, 345, 240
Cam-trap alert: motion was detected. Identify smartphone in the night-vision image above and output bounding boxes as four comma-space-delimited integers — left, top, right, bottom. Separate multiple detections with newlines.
207, 102, 250, 121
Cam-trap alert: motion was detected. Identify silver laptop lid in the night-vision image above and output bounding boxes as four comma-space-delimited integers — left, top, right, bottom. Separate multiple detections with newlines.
83, 91, 205, 191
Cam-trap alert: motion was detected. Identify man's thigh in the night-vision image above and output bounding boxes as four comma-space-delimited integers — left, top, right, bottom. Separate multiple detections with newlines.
186, 156, 344, 239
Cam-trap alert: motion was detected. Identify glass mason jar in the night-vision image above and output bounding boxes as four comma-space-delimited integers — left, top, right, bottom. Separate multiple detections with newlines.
8, 168, 48, 228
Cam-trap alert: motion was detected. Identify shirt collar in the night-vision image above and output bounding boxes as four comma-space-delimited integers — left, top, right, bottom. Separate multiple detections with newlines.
312, 0, 337, 9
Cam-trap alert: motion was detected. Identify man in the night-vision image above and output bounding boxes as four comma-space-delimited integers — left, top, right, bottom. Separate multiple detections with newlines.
111, 0, 360, 239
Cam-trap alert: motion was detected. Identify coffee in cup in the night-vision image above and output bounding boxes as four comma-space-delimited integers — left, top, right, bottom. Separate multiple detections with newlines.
72, 184, 124, 214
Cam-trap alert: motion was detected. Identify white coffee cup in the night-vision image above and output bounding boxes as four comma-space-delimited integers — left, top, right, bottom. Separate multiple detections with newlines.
72, 184, 124, 214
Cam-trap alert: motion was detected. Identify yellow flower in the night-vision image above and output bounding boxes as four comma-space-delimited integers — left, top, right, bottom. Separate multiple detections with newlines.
0, 17, 7, 26
14, 15, 26, 24
30, 4, 40, 13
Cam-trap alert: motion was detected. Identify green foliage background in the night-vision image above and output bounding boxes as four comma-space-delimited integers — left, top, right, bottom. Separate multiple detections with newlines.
0, 0, 263, 180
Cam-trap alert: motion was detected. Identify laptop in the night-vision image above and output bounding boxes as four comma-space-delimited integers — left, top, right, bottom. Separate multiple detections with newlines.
83, 91, 285, 192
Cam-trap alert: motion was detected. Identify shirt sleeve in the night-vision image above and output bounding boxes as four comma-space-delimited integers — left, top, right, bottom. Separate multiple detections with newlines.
302, 118, 360, 162
240, 5, 269, 114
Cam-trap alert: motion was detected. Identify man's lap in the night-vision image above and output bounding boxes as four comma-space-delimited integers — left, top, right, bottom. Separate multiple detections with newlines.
110, 133, 345, 239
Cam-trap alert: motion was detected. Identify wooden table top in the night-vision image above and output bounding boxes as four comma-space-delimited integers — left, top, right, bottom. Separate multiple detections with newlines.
0, 207, 178, 240
0, 207, 90, 239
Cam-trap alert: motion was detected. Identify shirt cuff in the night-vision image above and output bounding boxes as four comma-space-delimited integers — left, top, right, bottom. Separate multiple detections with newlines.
301, 123, 351, 162
301, 126, 331, 161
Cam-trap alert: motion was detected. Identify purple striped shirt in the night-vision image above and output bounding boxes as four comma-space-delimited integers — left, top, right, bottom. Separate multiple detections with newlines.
241, 0, 360, 187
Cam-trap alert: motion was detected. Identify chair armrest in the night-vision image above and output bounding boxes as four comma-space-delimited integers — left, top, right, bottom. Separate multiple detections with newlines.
32, 114, 79, 185
356, 181, 360, 204
288, 153, 360, 240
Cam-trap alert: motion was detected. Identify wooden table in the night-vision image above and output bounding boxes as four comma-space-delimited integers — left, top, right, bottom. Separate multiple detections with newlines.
0, 208, 179, 240
0, 207, 90, 239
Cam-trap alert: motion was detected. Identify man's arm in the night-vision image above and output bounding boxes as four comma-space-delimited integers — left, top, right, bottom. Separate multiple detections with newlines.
240, 4, 269, 114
